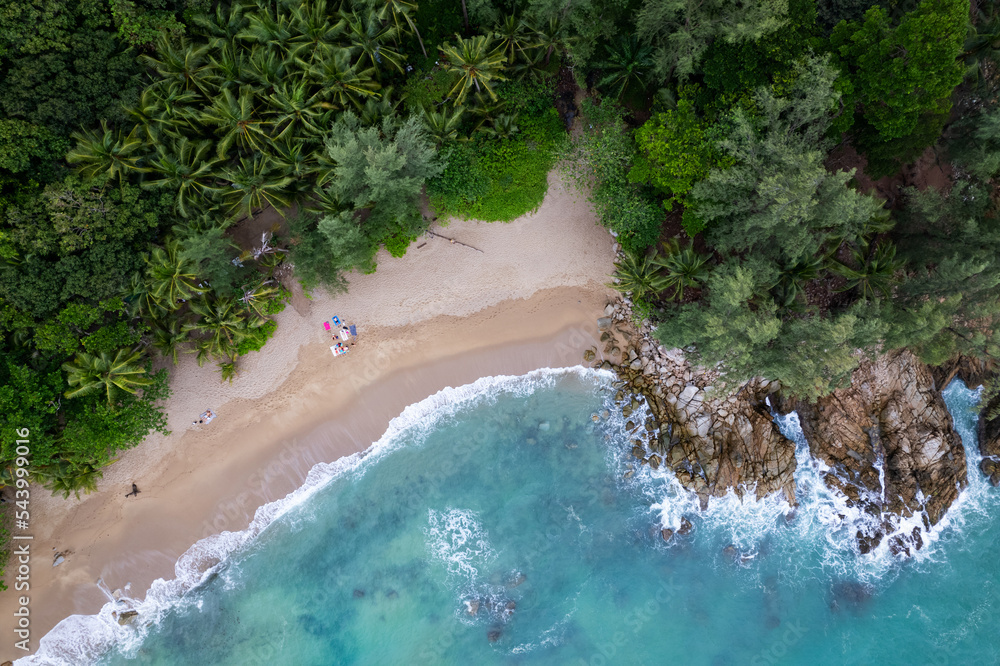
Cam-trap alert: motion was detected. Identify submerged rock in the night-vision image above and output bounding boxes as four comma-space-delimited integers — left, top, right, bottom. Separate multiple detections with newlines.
465, 599, 480, 616
116, 610, 139, 626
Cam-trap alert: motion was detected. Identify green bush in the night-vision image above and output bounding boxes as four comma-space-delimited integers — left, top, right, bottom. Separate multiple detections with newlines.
384, 231, 420, 257
428, 107, 565, 222
236, 320, 278, 356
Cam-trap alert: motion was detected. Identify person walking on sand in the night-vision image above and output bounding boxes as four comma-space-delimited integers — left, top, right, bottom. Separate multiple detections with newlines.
125, 483, 140, 498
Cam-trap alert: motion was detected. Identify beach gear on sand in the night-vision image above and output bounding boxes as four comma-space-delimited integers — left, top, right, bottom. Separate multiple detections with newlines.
324, 322, 331, 331
330, 344, 349, 357
332, 316, 342, 326
339, 328, 351, 341
349, 325, 357, 337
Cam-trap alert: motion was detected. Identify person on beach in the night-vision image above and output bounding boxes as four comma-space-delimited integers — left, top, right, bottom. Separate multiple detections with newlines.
125, 483, 140, 498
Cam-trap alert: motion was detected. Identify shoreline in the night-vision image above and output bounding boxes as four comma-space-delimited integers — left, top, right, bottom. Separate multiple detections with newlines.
3, 171, 616, 660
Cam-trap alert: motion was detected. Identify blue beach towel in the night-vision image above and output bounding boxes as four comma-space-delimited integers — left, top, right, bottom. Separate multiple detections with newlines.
332, 316, 342, 326
349, 325, 357, 337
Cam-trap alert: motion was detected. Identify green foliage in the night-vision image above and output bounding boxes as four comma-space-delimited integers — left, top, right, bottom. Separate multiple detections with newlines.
428, 82, 564, 222
832, 0, 968, 172
236, 319, 277, 356
652, 239, 713, 299
631, 100, 722, 213
691, 55, 885, 261
109, 0, 186, 48
609, 251, 665, 300
596, 35, 655, 101
563, 101, 663, 254
637, 0, 791, 82
402, 68, 455, 112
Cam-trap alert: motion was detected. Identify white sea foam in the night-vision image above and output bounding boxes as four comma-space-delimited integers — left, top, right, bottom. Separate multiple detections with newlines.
633, 380, 992, 586
425, 508, 498, 580
21, 365, 607, 666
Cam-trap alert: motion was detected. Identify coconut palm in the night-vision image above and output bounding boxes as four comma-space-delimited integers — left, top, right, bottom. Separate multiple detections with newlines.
220, 155, 295, 217
467, 90, 508, 130
369, 0, 427, 57
66, 121, 149, 184
288, 0, 344, 64
140, 36, 213, 96
218, 360, 239, 383
359, 86, 400, 125
150, 316, 190, 365
246, 44, 291, 93
528, 16, 567, 66
267, 79, 332, 140
236, 4, 294, 54
597, 35, 654, 101
145, 240, 207, 309
494, 14, 531, 65
126, 84, 200, 143
340, 10, 405, 77
771, 255, 825, 310
125, 273, 168, 320
440, 35, 507, 104
35, 459, 108, 499
62, 348, 154, 405
185, 297, 253, 363
143, 138, 224, 217
652, 239, 711, 300
200, 85, 272, 159
238, 279, 280, 321
422, 106, 466, 145
305, 50, 381, 110
191, 1, 248, 42
206, 41, 252, 92
608, 250, 666, 299
832, 240, 904, 302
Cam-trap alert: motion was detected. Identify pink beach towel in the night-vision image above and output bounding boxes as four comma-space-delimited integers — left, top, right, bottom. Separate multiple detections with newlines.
324, 322, 331, 331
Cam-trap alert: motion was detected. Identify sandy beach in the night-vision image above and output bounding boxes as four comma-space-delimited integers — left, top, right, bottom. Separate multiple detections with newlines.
2, 171, 617, 660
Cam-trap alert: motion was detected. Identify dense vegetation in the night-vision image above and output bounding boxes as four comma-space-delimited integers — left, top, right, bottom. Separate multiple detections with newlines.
0, 0, 998, 529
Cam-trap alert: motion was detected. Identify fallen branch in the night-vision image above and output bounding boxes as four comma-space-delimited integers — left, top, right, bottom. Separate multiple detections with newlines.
425, 229, 484, 253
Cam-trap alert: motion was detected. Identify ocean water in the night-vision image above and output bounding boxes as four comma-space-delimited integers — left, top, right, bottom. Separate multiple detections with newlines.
27, 370, 1000, 665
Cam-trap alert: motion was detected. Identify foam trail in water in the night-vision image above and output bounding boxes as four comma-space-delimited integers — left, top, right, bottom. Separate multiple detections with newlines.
22, 366, 609, 666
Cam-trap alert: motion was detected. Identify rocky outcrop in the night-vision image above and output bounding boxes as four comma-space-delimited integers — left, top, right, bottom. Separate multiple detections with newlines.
595, 297, 974, 557
933, 356, 1000, 485
592, 299, 797, 508
791, 350, 967, 554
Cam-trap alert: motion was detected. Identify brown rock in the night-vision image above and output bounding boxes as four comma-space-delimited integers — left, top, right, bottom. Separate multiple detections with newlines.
796, 350, 967, 555
677, 517, 693, 535
661, 528, 674, 543
117, 610, 139, 626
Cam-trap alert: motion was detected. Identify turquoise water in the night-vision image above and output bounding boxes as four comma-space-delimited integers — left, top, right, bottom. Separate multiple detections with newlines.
30, 370, 1000, 665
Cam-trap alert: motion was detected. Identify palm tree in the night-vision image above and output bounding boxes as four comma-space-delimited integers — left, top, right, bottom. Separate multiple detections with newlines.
125, 273, 168, 321
832, 241, 904, 302
267, 79, 332, 140
206, 41, 252, 92
467, 90, 508, 130
66, 121, 148, 184
652, 239, 711, 300
771, 255, 825, 310
494, 14, 531, 65
370, 0, 427, 57
35, 459, 108, 499
220, 155, 295, 218
200, 85, 272, 159
608, 250, 666, 300
597, 35, 654, 101
305, 49, 381, 110
288, 0, 343, 64
422, 106, 466, 145
218, 360, 239, 383
246, 44, 291, 93
440, 35, 507, 104
529, 16, 566, 66
150, 316, 190, 365
340, 10, 405, 77
359, 86, 399, 125
191, 1, 248, 42
145, 240, 206, 309
140, 36, 213, 96
478, 113, 519, 139
185, 297, 252, 363
143, 138, 224, 217
238, 279, 280, 321
62, 348, 154, 405
236, 5, 294, 54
